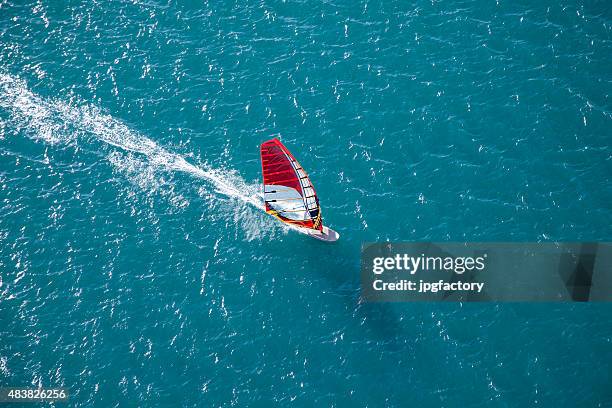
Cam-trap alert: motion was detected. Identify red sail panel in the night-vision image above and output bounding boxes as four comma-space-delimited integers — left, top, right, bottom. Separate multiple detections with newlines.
260, 138, 322, 231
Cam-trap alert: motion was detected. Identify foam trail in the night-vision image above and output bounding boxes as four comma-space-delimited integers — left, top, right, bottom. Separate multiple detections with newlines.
0, 73, 265, 211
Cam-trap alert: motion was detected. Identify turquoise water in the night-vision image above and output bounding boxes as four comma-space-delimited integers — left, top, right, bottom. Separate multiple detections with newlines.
1, 0, 611, 406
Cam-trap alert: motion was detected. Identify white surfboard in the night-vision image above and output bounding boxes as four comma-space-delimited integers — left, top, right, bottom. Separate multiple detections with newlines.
303, 225, 340, 242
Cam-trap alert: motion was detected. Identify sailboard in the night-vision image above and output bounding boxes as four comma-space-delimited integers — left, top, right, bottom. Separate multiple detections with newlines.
260, 138, 339, 242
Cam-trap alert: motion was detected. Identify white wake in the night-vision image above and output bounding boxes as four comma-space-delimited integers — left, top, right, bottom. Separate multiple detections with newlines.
0, 73, 275, 239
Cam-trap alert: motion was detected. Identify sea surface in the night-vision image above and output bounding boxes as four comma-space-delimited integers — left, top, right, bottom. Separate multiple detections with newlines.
1, 0, 611, 406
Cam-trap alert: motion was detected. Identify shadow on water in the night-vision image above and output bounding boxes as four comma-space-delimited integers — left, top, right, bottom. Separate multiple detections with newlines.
301, 237, 412, 352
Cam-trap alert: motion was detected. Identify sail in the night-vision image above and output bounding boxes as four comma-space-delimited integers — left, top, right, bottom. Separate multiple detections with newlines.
260, 138, 323, 231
